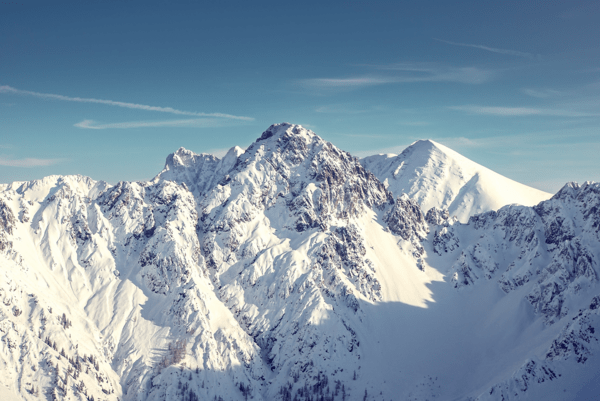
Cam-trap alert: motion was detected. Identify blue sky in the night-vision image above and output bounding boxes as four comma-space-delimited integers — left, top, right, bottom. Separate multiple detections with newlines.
1, 1, 599, 192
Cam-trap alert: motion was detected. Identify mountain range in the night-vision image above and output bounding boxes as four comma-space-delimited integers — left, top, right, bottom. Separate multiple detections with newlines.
0, 123, 598, 401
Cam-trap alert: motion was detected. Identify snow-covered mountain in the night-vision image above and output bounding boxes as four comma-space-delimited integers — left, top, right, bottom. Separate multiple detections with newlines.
361, 140, 551, 223
0, 123, 599, 401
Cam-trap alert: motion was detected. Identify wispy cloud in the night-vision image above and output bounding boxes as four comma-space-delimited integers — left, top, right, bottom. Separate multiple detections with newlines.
74, 118, 246, 129
316, 104, 368, 114
300, 64, 495, 89
521, 88, 563, 98
449, 105, 597, 117
0, 85, 253, 121
434, 39, 539, 59
307, 77, 395, 88
373, 64, 495, 84
0, 156, 62, 168
399, 121, 430, 127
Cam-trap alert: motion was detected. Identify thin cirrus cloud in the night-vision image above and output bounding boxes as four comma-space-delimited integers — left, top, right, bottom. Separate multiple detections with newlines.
74, 118, 244, 130
521, 88, 564, 98
315, 104, 369, 114
306, 77, 395, 88
301, 65, 495, 89
0, 85, 254, 121
399, 121, 431, 126
449, 105, 597, 117
0, 156, 62, 168
434, 39, 540, 60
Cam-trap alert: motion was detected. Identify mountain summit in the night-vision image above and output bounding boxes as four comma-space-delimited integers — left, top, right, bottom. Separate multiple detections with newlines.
0, 124, 598, 401
361, 139, 551, 222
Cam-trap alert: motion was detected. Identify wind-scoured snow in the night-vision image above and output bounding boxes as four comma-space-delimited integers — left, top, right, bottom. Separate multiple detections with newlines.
0, 123, 599, 401
361, 140, 551, 223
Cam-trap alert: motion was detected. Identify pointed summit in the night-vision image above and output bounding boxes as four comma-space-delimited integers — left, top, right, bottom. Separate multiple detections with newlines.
155, 146, 244, 197
361, 139, 551, 222
405, 139, 438, 150
164, 147, 211, 170
256, 123, 316, 143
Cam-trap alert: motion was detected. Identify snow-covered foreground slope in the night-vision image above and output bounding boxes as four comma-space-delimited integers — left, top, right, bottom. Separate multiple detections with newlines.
0, 123, 599, 401
361, 140, 551, 223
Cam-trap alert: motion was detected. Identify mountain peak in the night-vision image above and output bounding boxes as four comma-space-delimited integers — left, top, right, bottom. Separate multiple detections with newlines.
225, 145, 245, 158
361, 138, 551, 222
401, 139, 451, 158
409, 139, 438, 148
257, 123, 315, 142
164, 147, 212, 170
156, 146, 242, 197
1, 124, 599, 401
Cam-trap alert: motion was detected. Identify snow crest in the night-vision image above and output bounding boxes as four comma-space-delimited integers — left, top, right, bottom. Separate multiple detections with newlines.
361, 139, 551, 223
0, 124, 599, 401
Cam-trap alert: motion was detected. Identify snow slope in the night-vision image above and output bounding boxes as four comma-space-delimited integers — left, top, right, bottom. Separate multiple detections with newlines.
0, 123, 599, 401
361, 140, 551, 223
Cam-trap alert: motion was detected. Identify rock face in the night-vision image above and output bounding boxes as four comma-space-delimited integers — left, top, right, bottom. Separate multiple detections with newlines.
360, 139, 551, 223
0, 123, 599, 401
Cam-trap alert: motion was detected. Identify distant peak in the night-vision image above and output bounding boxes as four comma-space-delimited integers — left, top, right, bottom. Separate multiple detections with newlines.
408, 139, 438, 149
174, 147, 194, 157
225, 145, 245, 159
220, 146, 245, 167
257, 123, 315, 142
165, 147, 202, 169
552, 181, 581, 200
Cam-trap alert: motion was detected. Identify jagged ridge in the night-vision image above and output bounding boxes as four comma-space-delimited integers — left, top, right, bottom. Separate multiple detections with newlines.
0, 124, 599, 401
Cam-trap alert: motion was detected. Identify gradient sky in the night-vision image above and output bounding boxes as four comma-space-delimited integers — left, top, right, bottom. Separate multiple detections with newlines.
1, 0, 599, 192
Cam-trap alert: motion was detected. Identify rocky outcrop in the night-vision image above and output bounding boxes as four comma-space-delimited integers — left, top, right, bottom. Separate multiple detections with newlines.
0, 125, 599, 401
0, 198, 16, 251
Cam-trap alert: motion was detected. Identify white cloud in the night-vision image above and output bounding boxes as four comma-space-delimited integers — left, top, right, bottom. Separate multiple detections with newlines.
74, 118, 246, 129
449, 105, 597, 117
0, 156, 62, 168
399, 121, 430, 126
381, 64, 495, 84
0, 85, 254, 121
304, 77, 395, 88
521, 88, 563, 98
434, 39, 539, 59
300, 65, 495, 89
316, 104, 368, 114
